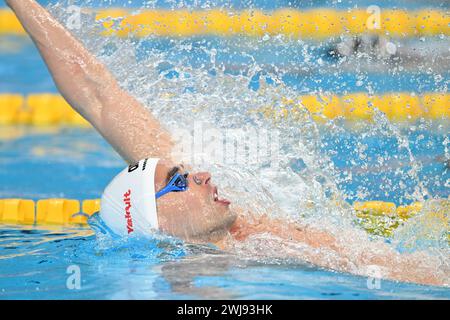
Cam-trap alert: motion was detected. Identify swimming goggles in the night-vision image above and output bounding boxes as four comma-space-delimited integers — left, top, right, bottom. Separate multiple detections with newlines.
155, 172, 189, 199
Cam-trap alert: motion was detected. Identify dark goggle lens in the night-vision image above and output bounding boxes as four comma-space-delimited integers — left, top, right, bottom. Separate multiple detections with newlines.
174, 173, 188, 188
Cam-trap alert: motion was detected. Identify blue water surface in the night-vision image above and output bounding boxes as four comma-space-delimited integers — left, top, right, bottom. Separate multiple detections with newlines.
0, 0, 449, 299
0, 127, 448, 299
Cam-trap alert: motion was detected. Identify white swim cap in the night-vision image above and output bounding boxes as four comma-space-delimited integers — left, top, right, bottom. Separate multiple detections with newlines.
100, 158, 159, 236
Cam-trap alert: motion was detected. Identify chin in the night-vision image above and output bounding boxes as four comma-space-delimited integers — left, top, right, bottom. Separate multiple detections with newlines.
223, 209, 238, 229
204, 222, 234, 243
206, 209, 236, 236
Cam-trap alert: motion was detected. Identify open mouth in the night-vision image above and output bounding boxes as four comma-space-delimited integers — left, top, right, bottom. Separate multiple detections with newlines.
213, 186, 231, 206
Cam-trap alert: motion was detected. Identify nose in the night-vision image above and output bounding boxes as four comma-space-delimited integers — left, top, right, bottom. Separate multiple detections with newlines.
193, 172, 211, 186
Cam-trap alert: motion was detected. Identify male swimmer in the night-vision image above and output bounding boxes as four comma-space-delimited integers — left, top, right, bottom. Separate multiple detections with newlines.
6, 0, 448, 287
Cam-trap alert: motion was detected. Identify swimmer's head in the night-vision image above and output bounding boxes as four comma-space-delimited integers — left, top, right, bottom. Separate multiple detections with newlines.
154, 159, 237, 242
100, 158, 236, 243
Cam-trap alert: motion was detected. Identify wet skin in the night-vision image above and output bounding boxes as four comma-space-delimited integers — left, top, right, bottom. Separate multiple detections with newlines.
154, 160, 237, 243
7, 0, 448, 287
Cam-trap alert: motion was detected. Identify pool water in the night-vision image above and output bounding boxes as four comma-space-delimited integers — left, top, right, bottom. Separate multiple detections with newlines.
1, 0, 449, 299
0, 223, 449, 299
0, 127, 448, 299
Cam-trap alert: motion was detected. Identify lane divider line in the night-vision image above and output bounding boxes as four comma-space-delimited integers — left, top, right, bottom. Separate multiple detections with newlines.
0, 198, 448, 242
0, 92, 448, 127
0, 94, 91, 126
1, 8, 449, 38
0, 199, 100, 225
257, 92, 450, 122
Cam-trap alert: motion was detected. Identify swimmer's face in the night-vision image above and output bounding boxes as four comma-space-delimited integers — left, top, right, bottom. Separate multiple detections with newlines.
154, 161, 237, 242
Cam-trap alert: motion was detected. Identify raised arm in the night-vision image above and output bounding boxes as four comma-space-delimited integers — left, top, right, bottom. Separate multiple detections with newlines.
6, 0, 173, 163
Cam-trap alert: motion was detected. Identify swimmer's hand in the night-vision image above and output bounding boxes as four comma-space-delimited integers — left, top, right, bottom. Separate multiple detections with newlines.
7, 0, 173, 163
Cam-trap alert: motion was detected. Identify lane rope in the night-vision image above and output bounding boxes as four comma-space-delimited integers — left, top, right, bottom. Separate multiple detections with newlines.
0, 198, 448, 241
0, 92, 448, 127
1, 8, 449, 38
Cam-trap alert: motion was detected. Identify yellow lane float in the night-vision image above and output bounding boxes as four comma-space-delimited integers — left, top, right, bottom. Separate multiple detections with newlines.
1, 8, 449, 38
0, 92, 448, 127
1, 198, 447, 241
258, 92, 449, 122
0, 199, 99, 226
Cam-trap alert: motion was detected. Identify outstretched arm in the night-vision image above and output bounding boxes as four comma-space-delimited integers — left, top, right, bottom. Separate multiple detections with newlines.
225, 214, 448, 287
6, 0, 173, 163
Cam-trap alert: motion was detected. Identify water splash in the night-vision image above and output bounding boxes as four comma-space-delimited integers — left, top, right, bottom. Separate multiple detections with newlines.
48, 0, 449, 285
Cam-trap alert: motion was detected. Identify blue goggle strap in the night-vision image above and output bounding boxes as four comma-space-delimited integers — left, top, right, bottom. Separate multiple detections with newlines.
155, 173, 188, 199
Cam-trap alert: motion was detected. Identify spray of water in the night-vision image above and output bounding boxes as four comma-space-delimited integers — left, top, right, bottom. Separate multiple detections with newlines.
49, 0, 449, 285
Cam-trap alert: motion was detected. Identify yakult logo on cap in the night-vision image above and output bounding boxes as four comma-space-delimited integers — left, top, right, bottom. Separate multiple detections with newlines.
100, 158, 159, 236
123, 189, 134, 234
